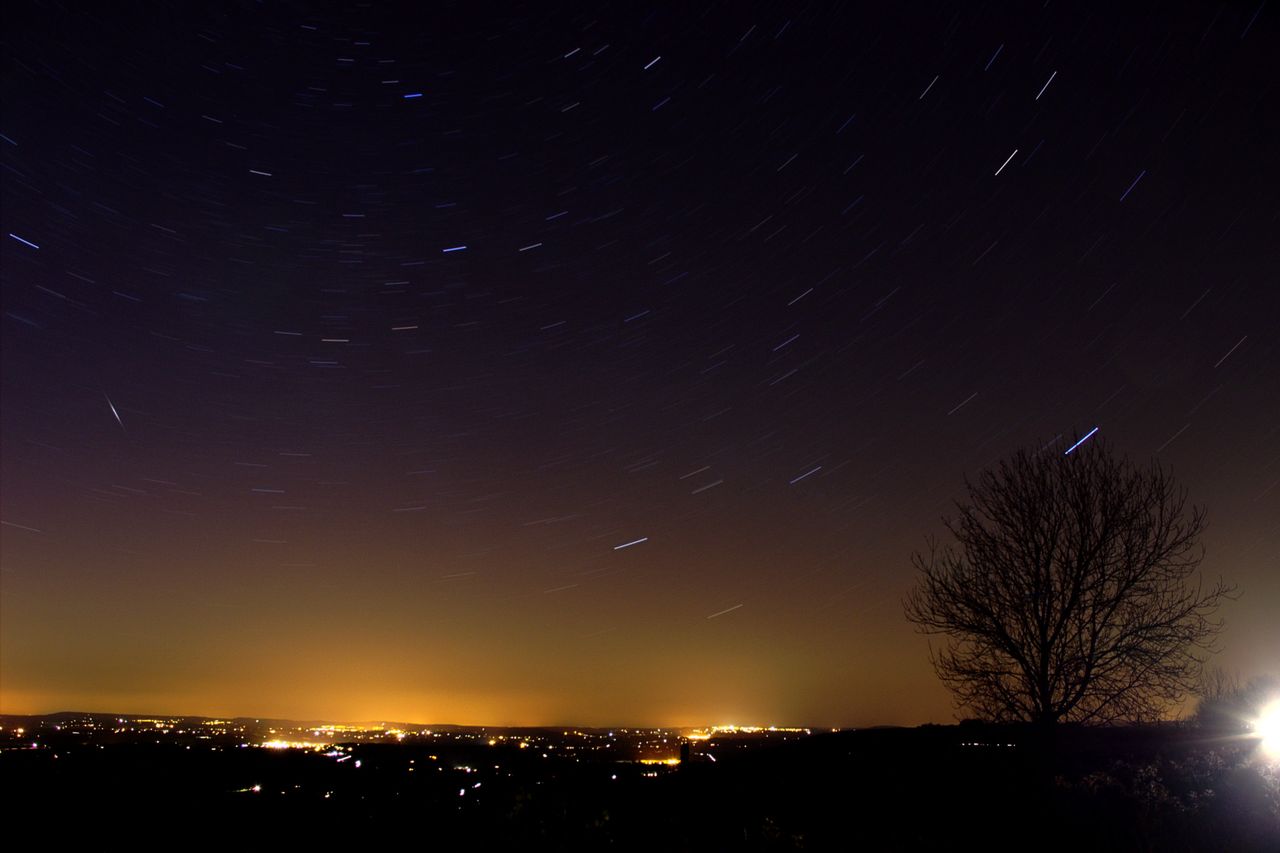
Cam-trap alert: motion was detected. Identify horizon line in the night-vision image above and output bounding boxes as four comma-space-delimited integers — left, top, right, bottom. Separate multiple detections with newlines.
0, 708, 873, 731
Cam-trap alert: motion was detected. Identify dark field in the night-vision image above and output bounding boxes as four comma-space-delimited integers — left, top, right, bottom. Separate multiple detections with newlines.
3, 716, 1277, 850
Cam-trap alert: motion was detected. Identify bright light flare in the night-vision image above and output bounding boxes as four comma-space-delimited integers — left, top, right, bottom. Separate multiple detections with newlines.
1256, 700, 1280, 759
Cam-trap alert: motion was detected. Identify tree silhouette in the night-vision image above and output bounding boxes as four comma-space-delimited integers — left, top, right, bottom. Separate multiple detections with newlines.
903, 439, 1235, 726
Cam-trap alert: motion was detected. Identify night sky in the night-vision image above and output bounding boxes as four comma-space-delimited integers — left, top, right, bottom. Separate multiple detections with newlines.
2, 3, 1276, 728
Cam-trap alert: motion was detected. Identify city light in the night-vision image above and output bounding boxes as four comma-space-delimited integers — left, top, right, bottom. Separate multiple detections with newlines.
686, 725, 810, 739
260, 740, 328, 750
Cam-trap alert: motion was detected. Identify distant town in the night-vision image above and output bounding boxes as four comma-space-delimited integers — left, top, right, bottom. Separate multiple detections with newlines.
3, 710, 1276, 848
1, 710, 815, 765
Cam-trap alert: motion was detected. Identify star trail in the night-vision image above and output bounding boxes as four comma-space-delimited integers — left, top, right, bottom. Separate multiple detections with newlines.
1, 3, 1276, 727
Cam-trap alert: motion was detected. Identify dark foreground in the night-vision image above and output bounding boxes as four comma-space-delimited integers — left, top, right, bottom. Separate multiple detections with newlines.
3, 718, 1277, 850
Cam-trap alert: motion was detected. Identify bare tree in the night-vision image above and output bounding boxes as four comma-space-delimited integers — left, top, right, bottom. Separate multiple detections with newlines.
903, 439, 1235, 726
